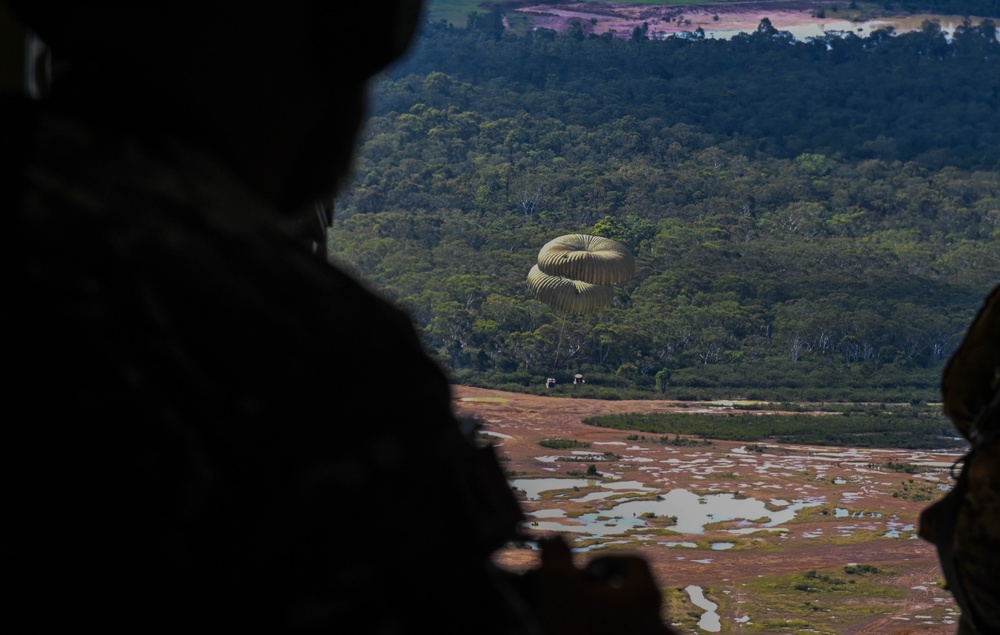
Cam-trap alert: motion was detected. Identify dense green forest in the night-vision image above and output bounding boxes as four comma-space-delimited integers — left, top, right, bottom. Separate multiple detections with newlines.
328, 9, 1000, 402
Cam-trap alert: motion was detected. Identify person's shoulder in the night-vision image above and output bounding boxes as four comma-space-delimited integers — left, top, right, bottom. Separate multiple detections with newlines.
10, 104, 428, 365
1, 95, 39, 216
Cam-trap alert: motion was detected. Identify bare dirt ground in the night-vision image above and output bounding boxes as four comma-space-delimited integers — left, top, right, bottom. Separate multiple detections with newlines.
453, 385, 963, 634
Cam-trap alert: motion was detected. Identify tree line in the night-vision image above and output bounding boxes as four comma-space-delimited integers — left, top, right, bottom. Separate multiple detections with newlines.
582, 409, 965, 449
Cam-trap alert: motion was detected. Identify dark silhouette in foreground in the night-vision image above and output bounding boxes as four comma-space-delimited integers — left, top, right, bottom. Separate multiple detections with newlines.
3, 2, 672, 632
919, 282, 1000, 635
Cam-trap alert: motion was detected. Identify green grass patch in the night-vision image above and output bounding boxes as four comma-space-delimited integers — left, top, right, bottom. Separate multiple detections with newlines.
869, 460, 928, 474
892, 478, 946, 502
802, 528, 894, 547
702, 518, 781, 532
658, 434, 714, 447
538, 437, 591, 449
532, 482, 591, 500
583, 409, 966, 449
740, 565, 904, 633
843, 564, 882, 575
663, 585, 728, 633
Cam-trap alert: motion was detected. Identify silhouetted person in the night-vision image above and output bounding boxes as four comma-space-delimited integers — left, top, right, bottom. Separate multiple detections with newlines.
919, 283, 1000, 635
3, 2, 671, 633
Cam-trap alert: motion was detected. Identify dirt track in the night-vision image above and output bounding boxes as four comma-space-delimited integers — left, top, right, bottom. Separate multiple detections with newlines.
452, 385, 962, 634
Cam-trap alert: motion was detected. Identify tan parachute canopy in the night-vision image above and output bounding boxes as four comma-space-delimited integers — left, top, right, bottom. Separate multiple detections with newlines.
526, 234, 635, 314
536, 234, 635, 285
526, 265, 616, 315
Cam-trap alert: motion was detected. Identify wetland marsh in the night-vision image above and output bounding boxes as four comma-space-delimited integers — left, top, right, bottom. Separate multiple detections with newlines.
457, 385, 962, 634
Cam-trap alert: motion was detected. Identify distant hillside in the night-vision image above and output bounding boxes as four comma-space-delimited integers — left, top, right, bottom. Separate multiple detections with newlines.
329, 11, 1000, 402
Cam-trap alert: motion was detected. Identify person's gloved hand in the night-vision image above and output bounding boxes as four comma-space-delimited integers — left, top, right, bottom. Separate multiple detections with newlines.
535, 535, 675, 635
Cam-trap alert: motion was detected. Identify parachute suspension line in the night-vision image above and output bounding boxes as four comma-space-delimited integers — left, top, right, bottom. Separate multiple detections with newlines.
552, 318, 567, 374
